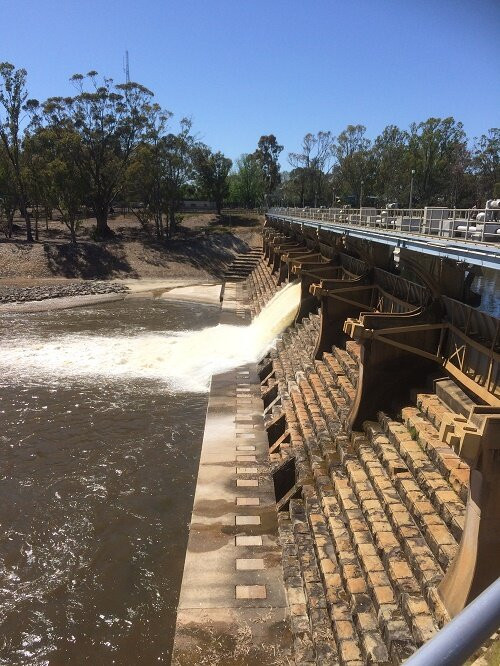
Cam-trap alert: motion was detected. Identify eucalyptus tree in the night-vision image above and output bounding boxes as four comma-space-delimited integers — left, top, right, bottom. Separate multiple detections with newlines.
371, 125, 409, 205
192, 146, 232, 214
0, 147, 17, 237
229, 154, 264, 208
0, 62, 34, 241
161, 118, 197, 234
127, 114, 196, 239
472, 128, 500, 203
26, 126, 86, 243
408, 117, 467, 205
332, 125, 374, 205
253, 134, 283, 199
289, 131, 334, 206
126, 104, 173, 239
38, 71, 154, 238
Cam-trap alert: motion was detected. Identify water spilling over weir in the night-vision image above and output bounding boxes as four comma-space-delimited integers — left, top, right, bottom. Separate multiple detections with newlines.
0, 281, 301, 393
0, 283, 300, 664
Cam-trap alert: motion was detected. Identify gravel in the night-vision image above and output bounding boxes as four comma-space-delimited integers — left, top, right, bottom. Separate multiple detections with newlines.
0, 281, 129, 304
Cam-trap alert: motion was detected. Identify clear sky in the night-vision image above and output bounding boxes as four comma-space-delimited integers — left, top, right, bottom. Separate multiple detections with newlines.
2, 0, 499, 165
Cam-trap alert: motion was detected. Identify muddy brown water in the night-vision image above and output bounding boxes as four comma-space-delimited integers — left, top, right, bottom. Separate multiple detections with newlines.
0, 299, 220, 665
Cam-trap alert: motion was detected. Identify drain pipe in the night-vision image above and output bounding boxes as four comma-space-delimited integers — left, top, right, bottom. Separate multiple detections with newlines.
405, 578, 500, 666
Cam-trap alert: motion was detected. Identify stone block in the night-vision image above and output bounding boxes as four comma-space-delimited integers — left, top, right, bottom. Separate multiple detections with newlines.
236, 558, 265, 570
361, 631, 391, 665
338, 639, 363, 664
373, 585, 396, 608
237, 479, 259, 487
411, 613, 438, 645
455, 423, 482, 460
236, 497, 260, 506
438, 412, 467, 442
287, 586, 307, 606
235, 585, 267, 599
235, 535, 262, 546
235, 515, 261, 526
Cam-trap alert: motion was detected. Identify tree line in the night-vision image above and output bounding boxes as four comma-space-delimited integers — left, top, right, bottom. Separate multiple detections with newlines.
1, 62, 498, 243
0, 63, 240, 242
207, 121, 498, 211
280, 122, 499, 210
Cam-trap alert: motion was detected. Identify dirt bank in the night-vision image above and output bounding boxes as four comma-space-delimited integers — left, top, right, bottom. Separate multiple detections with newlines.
0, 212, 263, 283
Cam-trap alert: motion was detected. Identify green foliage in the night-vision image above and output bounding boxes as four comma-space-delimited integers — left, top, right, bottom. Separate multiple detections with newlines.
1, 59, 499, 249
193, 146, 232, 214
228, 154, 265, 208
0, 62, 35, 240
38, 71, 155, 237
252, 134, 283, 197
126, 113, 197, 239
280, 120, 499, 208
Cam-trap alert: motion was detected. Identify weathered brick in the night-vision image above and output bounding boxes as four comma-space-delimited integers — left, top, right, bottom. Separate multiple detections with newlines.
335, 619, 357, 641
411, 614, 438, 645
339, 639, 363, 663
346, 576, 368, 595
373, 585, 396, 607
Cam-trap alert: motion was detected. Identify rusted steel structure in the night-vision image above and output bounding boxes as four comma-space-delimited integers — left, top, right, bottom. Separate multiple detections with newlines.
263, 212, 500, 626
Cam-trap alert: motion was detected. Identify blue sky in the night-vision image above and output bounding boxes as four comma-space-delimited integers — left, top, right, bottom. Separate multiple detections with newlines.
2, 0, 499, 165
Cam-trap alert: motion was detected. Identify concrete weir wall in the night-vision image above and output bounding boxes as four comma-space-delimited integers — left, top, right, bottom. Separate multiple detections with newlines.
173, 239, 500, 665
172, 282, 293, 665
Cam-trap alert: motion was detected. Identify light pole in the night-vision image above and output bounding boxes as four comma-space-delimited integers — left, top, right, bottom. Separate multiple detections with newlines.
360, 180, 364, 217
409, 169, 415, 217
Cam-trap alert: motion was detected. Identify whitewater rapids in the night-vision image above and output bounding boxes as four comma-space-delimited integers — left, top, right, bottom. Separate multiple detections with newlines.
0, 281, 301, 393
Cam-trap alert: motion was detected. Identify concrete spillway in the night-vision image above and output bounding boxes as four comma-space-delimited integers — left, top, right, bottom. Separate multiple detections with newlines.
172, 281, 295, 664
173, 226, 500, 665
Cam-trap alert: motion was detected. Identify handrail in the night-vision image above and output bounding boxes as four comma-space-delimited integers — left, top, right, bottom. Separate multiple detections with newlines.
269, 206, 500, 244
405, 577, 500, 666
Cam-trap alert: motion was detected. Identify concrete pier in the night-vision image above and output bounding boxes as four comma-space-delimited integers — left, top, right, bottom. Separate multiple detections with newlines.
172, 283, 292, 665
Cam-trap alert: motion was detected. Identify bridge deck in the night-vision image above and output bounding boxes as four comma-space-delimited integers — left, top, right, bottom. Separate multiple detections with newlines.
268, 213, 500, 270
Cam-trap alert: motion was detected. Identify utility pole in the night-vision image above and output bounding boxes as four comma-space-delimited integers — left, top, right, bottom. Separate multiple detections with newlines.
409, 168, 415, 217
360, 180, 364, 215
124, 50, 130, 83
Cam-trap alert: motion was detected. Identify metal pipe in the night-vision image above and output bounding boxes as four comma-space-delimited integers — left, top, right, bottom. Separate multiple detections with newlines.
405, 578, 500, 666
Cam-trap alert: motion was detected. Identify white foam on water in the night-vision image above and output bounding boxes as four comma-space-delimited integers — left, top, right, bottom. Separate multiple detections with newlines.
0, 281, 301, 393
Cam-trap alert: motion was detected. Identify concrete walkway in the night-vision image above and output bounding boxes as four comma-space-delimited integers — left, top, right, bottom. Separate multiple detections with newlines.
172, 283, 292, 665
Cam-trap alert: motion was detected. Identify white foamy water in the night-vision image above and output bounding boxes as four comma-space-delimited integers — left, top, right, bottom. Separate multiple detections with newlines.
0, 281, 301, 392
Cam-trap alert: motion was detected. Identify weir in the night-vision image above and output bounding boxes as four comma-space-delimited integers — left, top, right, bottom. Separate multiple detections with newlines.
173, 215, 500, 665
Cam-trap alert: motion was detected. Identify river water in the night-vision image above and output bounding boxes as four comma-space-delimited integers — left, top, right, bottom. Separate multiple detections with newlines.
474, 268, 500, 318
0, 283, 302, 665
0, 299, 220, 665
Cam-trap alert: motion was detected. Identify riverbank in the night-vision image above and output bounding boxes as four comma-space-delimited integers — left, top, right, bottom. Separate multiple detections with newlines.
0, 278, 224, 313
0, 212, 263, 281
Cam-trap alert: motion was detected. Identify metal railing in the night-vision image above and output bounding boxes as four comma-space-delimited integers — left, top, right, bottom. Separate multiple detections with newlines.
270, 207, 500, 244
405, 577, 500, 666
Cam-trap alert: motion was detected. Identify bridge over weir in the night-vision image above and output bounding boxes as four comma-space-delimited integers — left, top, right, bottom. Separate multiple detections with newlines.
268, 207, 500, 271
172, 217, 500, 665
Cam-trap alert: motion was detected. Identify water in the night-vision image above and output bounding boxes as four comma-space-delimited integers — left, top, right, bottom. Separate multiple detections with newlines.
0, 283, 301, 665
474, 269, 500, 318
0, 282, 301, 393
